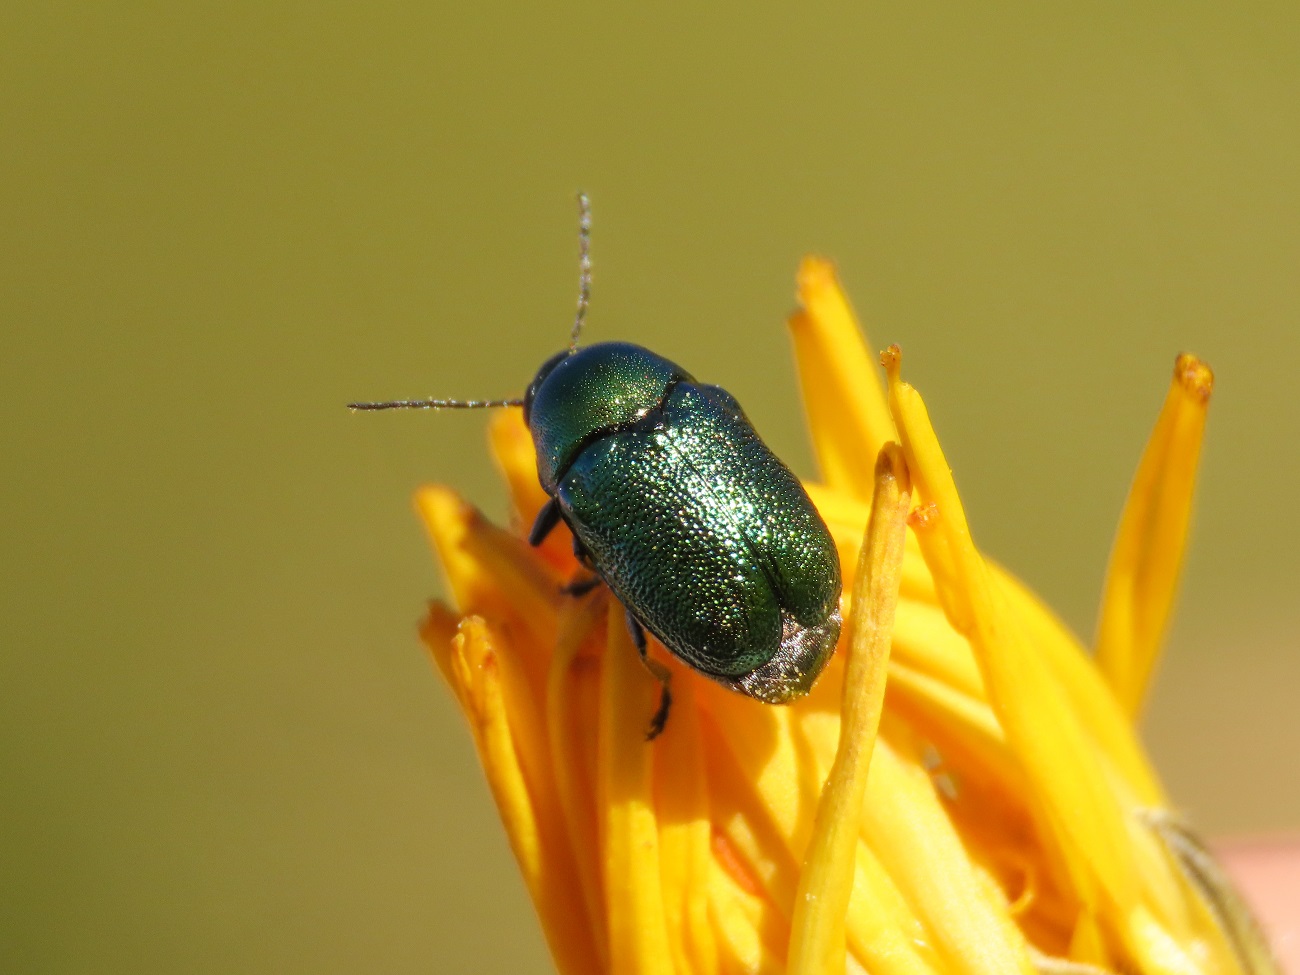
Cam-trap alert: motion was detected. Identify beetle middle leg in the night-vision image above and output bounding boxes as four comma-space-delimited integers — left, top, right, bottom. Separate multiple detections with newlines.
559, 529, 602, 596
561, 574, 602, 597
529, 498, 563, 546
625, 608, 672, 741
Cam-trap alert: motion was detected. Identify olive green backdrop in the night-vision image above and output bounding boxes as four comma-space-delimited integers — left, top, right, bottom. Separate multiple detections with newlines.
2, 4, 1297, 973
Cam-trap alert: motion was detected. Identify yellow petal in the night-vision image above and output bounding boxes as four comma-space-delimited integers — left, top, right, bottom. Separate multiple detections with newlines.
789, 444, 912, 975
443, 618, 602, 975
843, 845, 945, 975
598, 607, 674, 975
545, 592, 611, 970
707, 852, 787, 975
652, 677, 720, 975
1125, 903, 1204, 975
419, 599, 462, 690
789, 257, 896, 497
882, 662, 1023, 805
415, 485, 563, 680
697, 695, 813, 905
883, 345, 1140, 932
806, 482, 940, 605
860, 740, 1036, 975
417, 487, 567, 832
698, 686, 945, 975
994, 567, 1166, 807
1095, 354, 1213, 719
888, 598, 985, 700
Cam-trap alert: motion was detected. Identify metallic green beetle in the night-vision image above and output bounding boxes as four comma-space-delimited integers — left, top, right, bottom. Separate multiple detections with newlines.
351, 196, 842, 737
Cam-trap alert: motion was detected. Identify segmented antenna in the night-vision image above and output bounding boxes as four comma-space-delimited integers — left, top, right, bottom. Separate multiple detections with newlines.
350, 195, 592, 413
568, 192, 592, 352
347, 397, 524, 411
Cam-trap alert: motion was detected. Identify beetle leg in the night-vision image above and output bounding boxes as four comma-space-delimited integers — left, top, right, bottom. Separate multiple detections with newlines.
645, 682, 672, 742
528, 498, 562, 546
625, 608, 672, 740
571, 533, 596, 570
560, 574, 602, 597
624, 608, 649, 657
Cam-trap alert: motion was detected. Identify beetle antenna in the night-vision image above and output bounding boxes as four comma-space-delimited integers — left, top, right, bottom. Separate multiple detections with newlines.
352, 195, 590, 413
347, 397, 524, 411
568, 192, 592, 353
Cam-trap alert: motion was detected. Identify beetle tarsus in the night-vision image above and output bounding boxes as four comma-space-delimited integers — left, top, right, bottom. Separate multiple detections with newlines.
645, 685, 672, 741
625, 609, 673, 740
528, 498, 562, 547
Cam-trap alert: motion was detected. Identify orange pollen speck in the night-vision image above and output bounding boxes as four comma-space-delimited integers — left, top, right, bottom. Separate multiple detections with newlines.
908, 502, 941, 530
1174, 352, 1214, 403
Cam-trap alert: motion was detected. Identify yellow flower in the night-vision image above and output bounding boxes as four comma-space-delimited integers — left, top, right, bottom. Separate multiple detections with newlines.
415, 258, 1276, 975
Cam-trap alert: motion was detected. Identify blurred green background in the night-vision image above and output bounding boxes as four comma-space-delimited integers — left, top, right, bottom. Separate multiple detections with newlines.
2, 3, 1298, 972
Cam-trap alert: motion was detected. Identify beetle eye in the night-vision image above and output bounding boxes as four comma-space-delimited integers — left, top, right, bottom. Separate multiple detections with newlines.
523, 349, 571, 424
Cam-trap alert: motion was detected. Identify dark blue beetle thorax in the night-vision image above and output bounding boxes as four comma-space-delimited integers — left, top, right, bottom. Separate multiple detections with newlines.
526, 342, 693, 493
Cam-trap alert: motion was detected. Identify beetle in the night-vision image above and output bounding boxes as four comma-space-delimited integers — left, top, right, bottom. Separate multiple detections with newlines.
351, 195, 842, 738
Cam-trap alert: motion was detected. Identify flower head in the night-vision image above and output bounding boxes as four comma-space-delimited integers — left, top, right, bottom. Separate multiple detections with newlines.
415, 259, 1275, 974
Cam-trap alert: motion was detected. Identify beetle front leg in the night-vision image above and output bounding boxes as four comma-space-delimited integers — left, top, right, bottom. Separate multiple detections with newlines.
528, 498, 562, 546
625, 608, 672, 741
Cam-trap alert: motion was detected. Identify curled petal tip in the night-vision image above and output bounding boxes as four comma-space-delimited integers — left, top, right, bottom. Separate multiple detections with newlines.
1173, 353, 1214, 403
875, 441, 909, 485
796, 254, 839, 290
879, 344, 901, 378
